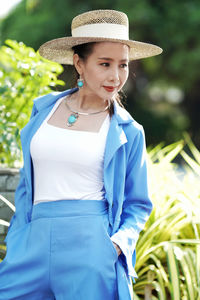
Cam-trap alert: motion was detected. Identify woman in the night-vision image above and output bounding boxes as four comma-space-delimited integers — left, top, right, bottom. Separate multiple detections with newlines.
0, 9, 162, 300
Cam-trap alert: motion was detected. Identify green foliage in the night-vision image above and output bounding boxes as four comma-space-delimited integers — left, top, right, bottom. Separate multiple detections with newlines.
133, 136, 200, 299
0, 244, 6, 262
0, 39, 64, 166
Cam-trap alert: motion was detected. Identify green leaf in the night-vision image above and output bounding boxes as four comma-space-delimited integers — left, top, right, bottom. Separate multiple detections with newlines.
165, 243, 181, 300
181, 150, 200, 176
0, 39, 64, 166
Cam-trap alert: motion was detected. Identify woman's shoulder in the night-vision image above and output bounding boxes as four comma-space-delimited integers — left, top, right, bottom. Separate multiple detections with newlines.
32, 88, 78, 114
114, 101, 144, 135
116, 105, 146, 151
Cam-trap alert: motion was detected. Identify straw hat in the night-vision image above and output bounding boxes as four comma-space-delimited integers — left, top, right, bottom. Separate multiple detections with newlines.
38, 9, 163, 65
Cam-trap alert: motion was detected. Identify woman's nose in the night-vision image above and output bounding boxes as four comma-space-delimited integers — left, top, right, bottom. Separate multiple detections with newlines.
108, 68, 120, 84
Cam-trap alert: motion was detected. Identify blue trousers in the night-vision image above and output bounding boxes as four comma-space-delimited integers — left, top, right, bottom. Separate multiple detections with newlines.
0, 200, 119, 300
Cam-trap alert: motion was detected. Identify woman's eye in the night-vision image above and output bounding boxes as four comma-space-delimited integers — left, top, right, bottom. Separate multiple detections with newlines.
120, 64, 128, 68
100, 63, 109, 67
100, 62, 128, 68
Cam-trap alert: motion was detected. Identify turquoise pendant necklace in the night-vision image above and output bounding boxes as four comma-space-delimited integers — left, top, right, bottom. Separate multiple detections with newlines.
64, 97, 110, 127
67, 112, 79, 127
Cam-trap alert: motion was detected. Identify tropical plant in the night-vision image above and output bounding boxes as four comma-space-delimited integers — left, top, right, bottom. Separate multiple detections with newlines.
0, 39, 64, 167
133, 135, 200, 299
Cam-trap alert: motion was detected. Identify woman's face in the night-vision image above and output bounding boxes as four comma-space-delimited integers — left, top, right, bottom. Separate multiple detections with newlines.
75, 42, 129, 101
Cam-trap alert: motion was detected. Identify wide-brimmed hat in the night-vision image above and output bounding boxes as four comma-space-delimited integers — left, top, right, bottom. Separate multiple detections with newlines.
38, 9, 163, 65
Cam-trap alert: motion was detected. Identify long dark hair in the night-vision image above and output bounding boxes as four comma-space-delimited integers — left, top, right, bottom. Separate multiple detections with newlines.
71, 42, 127, 117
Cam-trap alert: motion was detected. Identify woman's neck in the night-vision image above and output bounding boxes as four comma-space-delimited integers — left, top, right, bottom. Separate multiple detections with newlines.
69, 90, 109, 112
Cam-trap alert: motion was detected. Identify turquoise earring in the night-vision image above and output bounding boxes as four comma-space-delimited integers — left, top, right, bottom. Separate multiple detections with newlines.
77, 78, 84, 88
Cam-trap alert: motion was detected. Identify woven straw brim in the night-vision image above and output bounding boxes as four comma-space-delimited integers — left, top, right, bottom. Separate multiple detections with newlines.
38, 36, 163, 65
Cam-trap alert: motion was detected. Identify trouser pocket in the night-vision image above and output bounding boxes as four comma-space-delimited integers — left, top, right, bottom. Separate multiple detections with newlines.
99, 214, 119, 261
1, 222, 31, 266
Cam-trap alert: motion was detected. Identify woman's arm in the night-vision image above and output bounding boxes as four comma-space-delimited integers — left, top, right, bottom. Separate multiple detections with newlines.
110, 126, 153, 277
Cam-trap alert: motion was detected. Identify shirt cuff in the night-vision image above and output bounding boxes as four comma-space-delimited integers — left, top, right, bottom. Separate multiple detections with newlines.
110, 230, 138, 279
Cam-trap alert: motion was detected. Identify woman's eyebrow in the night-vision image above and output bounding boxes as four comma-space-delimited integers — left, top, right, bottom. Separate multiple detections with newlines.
97, 57, 128, 62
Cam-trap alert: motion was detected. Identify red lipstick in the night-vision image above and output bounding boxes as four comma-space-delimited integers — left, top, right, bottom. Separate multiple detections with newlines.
103, 86, 116, 92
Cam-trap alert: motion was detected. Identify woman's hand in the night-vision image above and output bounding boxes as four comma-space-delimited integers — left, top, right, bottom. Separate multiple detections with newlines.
112, 241, 122, 256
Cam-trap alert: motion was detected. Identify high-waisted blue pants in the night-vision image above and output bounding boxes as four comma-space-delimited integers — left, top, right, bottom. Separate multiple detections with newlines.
0, 200, 119, 300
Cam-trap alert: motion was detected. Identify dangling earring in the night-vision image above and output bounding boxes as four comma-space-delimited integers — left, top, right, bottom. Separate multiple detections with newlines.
77, 77, 84, 88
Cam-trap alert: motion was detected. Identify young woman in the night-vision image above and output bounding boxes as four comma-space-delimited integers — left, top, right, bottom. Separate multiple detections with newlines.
0, 9, 162, 300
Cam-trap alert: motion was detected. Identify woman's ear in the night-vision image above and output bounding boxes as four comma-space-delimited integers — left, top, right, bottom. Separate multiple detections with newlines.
73, 54, 83, 76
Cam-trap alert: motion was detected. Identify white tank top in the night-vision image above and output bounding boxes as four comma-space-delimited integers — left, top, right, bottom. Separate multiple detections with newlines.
30, 96, 110, 205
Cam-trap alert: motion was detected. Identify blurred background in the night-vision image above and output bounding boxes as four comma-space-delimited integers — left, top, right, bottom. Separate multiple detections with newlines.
0, 2, 200, 299
1, 0, 200, 152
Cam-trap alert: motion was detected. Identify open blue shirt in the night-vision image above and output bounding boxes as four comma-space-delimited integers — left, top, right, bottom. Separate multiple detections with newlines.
5, 88, 153, 295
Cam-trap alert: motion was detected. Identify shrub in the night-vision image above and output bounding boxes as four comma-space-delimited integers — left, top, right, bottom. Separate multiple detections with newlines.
133, 135, 200, 299
0, 39, 64, 167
